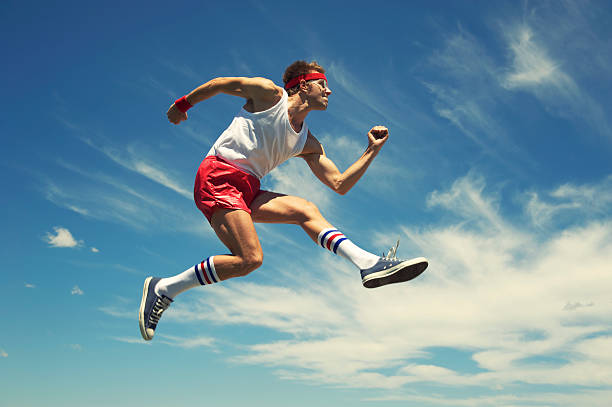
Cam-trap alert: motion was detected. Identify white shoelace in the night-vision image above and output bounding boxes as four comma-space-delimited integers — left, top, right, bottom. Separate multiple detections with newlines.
149, 296, 172, 325
382, 239, 400, 261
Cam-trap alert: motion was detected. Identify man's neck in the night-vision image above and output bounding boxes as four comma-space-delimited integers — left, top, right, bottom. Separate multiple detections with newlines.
287, 93, 311, 133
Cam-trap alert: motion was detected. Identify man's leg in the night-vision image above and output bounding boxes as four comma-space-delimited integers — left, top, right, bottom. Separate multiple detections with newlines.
154, 208, 263, 299
250, 191, 428, 288
208, 208, 264, 280
250, 191, 379, 269
139, 208, 263, 340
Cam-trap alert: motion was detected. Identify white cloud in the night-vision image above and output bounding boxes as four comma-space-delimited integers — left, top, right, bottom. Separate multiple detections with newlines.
525, 192, 580, 227
24, 283, 35, 288
71, 285, 84, 296
525, 175, 612, 227
112, 336, 151, 345
367, 389, 612, 407
69, 344, 82, 351
91, 247, 99, 253
99, 306, 133, 319
501, 26, 566, 89
79, 137, 191, 199
157, 59, 201, 83
45, 227, 82, 248
426, 9, 611, 158
156, 334, 216, 349
423, 29, 519, 162
42, 174, 211, 238
499, 19, 610, 137
427, 172, 510, 232
0, 350, 7, 358
111, 334, 215, 349
152, 172, 612, 402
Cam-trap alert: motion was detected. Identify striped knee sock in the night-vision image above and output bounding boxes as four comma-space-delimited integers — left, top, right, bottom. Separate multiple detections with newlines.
317, 228, 379, 270
155, 256, 219, 299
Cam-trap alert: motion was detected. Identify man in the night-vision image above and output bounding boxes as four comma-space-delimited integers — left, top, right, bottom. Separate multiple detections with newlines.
139, 60, 428, 341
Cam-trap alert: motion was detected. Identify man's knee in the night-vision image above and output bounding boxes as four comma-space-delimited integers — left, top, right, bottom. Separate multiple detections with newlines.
237, 251, 263, 276
300, 200, 322, 220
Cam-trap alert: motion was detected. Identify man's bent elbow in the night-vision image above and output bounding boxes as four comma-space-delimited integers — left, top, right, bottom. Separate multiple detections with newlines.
333, 182, 350, 195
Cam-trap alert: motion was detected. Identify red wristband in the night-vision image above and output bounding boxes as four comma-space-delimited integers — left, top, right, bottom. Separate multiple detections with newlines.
175, 96, 192, 113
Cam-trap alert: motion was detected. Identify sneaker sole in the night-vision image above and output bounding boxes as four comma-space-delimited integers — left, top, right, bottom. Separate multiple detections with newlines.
362, 257, 428, 289
138, 277, 153, 341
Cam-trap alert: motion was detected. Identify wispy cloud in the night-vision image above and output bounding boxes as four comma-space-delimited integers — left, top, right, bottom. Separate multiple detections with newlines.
525, 175, 612, 227
425, 4, 612, 164
423, 27, 521, 164
111, 334, 215, 349
55, 159, 168, 207
156, 334, 216, 349
424, 82, 502, 150
41, 171, 211, 237
367, 388, 612, 406
501, 25, 566, 89
45, 227, 82, 248
43, 181, 153, 230
112, 336, 151, 345
25, 283, 35, 288
0, 350, 7, 358
157, 59, 201, 83
99, 306, 134, 319
499, 14, 610, 137
71, 285, 84, 296
427, 172, 513, 233
78, 137, 191, 199
153, 173, 612, 401
69, 344, 82, 351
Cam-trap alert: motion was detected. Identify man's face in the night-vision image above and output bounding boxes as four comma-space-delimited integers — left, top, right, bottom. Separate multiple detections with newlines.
305, 77, 332, 110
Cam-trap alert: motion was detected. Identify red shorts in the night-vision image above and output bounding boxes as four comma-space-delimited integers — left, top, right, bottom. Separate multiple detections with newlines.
194, 156, 262, 222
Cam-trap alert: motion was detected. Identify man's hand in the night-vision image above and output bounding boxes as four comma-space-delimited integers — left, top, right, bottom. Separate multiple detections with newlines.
167, 103, 187, 125
367, 126, 389, 150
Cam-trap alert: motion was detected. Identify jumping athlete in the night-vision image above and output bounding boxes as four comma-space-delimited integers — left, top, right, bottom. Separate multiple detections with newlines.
139, 60, 428, 341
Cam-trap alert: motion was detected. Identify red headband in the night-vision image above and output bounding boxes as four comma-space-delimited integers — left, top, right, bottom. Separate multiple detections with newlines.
284, 72, 327, 90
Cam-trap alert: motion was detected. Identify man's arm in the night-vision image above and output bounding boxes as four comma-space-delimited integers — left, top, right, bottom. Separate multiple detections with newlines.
300, 126, 389, 195
167, 77, 282, 124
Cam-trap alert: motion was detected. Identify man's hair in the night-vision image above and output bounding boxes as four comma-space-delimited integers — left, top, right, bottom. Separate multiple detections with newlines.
283, 60, 325, 95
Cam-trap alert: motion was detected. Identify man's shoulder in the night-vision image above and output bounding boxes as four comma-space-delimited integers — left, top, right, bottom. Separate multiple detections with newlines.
243, 77, 283, 98
241, 77, 283, 111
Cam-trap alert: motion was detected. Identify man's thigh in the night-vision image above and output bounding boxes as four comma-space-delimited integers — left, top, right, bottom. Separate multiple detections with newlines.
210, 208, 262, 256
250, 191, 312, 224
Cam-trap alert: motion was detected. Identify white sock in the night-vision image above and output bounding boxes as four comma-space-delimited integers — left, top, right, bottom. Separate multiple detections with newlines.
317, 228, 379, 269
155, 256, 219, 299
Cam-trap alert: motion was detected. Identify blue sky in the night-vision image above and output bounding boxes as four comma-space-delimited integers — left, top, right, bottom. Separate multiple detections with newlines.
2, 0, 612, 406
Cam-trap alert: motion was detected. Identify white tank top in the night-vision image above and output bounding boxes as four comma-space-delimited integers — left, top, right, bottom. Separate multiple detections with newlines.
206, 89, 308, 179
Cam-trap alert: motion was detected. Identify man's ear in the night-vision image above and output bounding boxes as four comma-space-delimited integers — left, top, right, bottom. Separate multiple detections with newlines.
299, 79, 309, 93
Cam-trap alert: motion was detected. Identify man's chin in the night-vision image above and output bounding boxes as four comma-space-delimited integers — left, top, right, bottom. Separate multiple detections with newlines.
309, 101, 328, 111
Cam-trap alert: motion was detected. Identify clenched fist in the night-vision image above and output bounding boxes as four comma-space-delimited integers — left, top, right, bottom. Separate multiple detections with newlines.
367, 126, 389, 149
167, 104, 187, 125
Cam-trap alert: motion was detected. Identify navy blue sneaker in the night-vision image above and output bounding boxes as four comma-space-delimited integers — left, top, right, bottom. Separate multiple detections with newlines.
139, 277, 173, 341
361, 240, 428, 288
